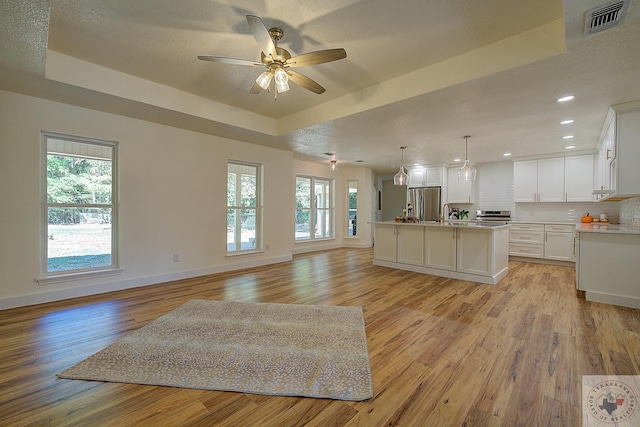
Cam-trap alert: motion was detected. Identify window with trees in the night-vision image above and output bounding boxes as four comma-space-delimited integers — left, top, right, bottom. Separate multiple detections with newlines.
347, 180, 358, 237
295, 176, 333, 241
42, 132, 118, 275
227, 161, 262, 253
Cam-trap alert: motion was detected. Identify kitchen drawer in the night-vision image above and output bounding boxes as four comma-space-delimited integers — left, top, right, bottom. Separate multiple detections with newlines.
510, 230, 544, 244
544, 224, 575, 233
509, 243, 544, 258
510, 223, 544, 232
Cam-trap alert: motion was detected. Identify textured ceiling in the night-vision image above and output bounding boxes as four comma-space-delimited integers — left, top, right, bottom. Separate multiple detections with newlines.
1, 0, 639, 175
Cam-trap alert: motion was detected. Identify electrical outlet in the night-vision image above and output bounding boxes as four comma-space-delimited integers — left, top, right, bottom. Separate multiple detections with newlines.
173, 254, 180, 262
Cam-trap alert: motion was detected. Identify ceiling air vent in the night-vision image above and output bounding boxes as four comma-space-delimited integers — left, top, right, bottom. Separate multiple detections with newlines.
584, 0, 630, 36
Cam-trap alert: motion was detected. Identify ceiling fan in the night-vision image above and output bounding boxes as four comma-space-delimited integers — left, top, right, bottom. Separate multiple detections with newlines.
198, 15, 347, 97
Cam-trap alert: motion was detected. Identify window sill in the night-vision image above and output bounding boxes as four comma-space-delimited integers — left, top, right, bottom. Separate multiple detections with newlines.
294, 237, 336, 244
37, 268, 123, 285
226, 250, 264, 259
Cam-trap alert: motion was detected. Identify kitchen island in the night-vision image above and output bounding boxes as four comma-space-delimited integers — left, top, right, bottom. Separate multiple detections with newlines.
372, 221, 510, 285
575, 223, 640, 308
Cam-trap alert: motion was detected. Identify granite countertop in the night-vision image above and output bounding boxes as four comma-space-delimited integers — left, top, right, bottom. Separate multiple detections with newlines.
510, 220, 577, 225
372, 221, 509, 229
574, 223, 640, 235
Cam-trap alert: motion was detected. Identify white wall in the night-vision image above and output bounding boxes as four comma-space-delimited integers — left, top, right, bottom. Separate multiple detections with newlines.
0, 90, 372, 309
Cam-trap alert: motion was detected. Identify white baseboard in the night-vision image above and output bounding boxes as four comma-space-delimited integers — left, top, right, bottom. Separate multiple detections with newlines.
585, 291, 640, 309
0, 254, 292, 310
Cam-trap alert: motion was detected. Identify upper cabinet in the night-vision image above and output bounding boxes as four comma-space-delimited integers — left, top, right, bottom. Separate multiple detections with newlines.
408, 166, 444, 187
514, 158, 565, 202
447, 167, 475, 203
514, 155, 594, 202
595, 102, 640, 200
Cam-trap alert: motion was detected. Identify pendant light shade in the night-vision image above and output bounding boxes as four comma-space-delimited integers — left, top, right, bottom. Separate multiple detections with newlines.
458, 136, 477, 181
330, 159, 337, 171
255, 71, 273, 90
274, 68, 290, 92
394, 146, 409, 186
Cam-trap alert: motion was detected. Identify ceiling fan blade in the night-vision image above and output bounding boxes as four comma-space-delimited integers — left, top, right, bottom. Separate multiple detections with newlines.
246, 15, 277, 59
287, 70, 326, 94
249, 81, 264, 94
287, 48, 347, 68
198, 55, 263, 67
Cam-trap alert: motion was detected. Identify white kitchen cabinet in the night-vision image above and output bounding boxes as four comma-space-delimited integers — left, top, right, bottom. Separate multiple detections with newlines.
408, 166, 443, 187
578, 231, 640, 308
374, 224, 397, 262
564, 155, 595, 202
509, 223, 544, 258
509, 222, 575, 263
595, 102, 640, 200
397, 226, 424, 266
457, 227, 492, 276
514, 158, 565, 202
544, 224, 575, 261
447, 167, 475, 203
514, 156, 594, 202
373, 222, 509, 285
424, 227, 456, 271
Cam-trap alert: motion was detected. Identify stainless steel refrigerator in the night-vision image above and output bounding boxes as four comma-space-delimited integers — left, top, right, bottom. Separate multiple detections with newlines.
408, 187, 441, 222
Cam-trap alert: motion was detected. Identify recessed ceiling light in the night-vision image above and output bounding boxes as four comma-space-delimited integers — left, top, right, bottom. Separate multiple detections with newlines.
565, 145, 576, 149
453, 158, 462, 162
557, 95, 575, 102
563, 135, 575, 139
560, 119, 574, 125
503, 153, 511, 157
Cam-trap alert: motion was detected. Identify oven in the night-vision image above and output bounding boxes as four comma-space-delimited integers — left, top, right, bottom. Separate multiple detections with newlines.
474, 210, 511, 224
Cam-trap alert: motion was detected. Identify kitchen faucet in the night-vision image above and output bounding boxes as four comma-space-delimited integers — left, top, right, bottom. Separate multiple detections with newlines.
441, 203, 451, 222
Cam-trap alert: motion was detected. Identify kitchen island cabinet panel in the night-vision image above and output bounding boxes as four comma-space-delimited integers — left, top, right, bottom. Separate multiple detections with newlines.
425, 227, 456, 271
372, 222, 509, 285
397, 226, 424, 266
456, 228, 492, 276
373, 224, 397, 262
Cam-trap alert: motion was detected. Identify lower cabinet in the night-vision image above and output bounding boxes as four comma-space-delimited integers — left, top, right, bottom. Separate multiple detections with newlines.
373, 223, 509, 285
457, 227, 492, 276
373, 223, 397, 262
425, 227, 456, 271
509, 223, 575, 262
397, 226, 424, 266
544, 225, 575, 261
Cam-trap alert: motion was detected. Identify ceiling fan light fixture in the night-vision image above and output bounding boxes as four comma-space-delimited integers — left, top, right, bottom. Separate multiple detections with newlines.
458, 136, 477, 181
256, 71, 273, 90
274, 68, 290, 92
393, 146, 409, 186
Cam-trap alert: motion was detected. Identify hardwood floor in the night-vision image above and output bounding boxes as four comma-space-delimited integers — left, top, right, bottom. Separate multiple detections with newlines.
1, 248, 639, 426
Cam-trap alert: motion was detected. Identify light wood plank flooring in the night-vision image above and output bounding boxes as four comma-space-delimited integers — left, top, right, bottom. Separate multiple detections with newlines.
1, 248, 639, 426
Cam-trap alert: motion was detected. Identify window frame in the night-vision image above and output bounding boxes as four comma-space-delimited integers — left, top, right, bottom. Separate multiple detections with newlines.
39, 132, 120, 283
226, 160, 263, 255
295, 175, 335, 242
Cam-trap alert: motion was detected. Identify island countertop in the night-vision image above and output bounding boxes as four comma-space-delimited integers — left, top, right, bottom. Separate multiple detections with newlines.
370, 220, 510, 230
574, 223, 640, 235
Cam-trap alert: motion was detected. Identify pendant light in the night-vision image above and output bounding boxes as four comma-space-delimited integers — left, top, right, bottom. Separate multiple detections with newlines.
458, 135, 477, 181
394, 146, 409, 186
330, 159, 337, 171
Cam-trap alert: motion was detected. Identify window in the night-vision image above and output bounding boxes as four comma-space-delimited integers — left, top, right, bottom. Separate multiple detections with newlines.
295, 176, 334, 241
227, 161, 262, 253
347, 180, 358, 237
42, 132, 118, 276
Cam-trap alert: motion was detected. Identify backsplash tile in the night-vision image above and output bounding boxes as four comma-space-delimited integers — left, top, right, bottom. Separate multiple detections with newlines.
620, 197, 640, 228
515, 202, 620, 223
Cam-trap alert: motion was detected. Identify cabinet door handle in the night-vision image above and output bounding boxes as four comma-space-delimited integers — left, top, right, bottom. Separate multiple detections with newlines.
606, 148, 611, 160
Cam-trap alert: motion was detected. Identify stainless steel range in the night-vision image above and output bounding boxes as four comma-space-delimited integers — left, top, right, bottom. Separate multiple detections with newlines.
475, 210, 511, 224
